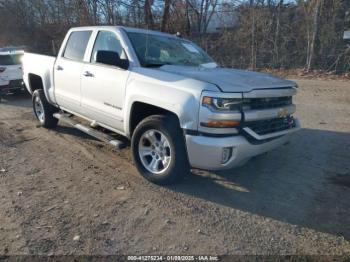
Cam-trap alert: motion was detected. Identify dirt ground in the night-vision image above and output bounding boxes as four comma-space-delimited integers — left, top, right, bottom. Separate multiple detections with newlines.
0, 79, 350, 256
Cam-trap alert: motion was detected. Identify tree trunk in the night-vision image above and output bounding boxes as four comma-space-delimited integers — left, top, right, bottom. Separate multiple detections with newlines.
273, 0, 283, 67
306, 0, 321, 72
250, 4, 256, 70
185, 1, 191, 35
202, 0, 218, 35
144, 0, 154, 29
161, 0, 171, 32
92, 0, 98, 25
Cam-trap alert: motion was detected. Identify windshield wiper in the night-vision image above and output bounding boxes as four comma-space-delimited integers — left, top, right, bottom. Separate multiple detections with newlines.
143, 62, 173, 68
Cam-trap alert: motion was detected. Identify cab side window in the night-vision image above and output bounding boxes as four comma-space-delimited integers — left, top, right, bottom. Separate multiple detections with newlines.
91, 31, 126, 64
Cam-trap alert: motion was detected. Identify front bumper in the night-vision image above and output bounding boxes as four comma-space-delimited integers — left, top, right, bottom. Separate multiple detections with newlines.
185, 119, 300, 170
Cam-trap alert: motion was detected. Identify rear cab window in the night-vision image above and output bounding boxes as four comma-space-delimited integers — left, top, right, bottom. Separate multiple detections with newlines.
63, 31, 92, 61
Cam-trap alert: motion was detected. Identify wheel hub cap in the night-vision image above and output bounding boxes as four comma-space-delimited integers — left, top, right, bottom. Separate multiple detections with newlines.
138, 129, 172, 174
34, 96, 45, 123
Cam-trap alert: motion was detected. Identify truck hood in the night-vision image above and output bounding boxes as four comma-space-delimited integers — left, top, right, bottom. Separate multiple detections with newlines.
158, 65, 296, 92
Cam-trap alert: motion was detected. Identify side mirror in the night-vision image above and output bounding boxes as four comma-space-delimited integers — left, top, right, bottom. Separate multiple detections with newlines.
96, 50, 128, 69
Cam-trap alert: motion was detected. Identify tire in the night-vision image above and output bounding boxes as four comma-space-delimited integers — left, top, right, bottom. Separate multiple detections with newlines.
131, 115, 189, 185
32, 89, 58, 128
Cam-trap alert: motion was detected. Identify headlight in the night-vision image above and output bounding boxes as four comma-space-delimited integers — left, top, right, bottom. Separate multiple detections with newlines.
202, 96, 242, 111
200, 95, 242, 129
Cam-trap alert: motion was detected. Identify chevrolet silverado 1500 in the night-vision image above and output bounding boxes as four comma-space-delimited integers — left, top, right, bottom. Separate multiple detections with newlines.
22, 26, 300, 184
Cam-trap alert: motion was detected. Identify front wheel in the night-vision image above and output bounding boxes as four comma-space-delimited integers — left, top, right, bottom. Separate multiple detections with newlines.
131, 115, 189, 185
32, 89, 58, 128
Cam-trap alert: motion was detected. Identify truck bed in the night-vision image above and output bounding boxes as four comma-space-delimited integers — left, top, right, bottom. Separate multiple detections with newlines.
22, 53, 56, 103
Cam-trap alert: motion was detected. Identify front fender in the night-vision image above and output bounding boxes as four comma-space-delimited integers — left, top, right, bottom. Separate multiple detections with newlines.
124, 79, 202, 137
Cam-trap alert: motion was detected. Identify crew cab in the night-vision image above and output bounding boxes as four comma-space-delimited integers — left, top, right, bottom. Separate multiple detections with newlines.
22, 26, 300, 184
0, 48, 25, 99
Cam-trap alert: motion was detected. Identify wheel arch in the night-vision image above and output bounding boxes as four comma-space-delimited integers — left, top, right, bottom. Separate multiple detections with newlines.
129, 101, 181, 137
28, 74, 44, 93
27, 73, 56, 106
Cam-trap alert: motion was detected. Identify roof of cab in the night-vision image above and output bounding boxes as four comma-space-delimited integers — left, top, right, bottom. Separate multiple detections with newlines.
69, 26, 178, 39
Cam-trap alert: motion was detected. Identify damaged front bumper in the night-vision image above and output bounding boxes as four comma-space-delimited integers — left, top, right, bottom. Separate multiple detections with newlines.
185, 119, 301, 170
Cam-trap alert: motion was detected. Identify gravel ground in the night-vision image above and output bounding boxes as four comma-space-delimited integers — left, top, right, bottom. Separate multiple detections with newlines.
0, 78, 349, 256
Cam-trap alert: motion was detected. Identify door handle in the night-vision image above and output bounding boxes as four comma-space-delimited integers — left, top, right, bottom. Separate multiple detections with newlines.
56, 65, 64, 71
83, 71, 94, 77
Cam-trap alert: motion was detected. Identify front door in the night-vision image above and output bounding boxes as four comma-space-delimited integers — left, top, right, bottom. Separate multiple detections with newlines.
81, 30, 129, 131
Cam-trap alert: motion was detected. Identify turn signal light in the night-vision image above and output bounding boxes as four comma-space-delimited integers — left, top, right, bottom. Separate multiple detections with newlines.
201, 120, 240, 128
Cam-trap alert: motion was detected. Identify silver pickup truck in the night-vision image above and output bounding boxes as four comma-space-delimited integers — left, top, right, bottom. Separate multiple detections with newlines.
22, 26, 300, 184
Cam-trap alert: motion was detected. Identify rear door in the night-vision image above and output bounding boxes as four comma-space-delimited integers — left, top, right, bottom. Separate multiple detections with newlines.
80, 30, 130, 131
54, 30, 92, 114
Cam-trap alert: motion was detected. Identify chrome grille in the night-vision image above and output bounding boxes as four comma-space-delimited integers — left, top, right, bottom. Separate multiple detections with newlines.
244, 96, 292, 110
245, 116, 296, 135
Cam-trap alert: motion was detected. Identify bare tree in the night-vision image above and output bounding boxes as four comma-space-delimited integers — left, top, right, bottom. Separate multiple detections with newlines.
305, 0, 322, 72
0, 0, 349, 73
273, 0, 284, 67
249, 0, 257, 69
186, 0, 219, 35
161, 0, 172, 32
144, 0, 154, 29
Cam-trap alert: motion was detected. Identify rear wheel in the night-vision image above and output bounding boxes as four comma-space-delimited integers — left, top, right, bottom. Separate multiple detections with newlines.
32, 89, 58, 128
131, 115, 189, 185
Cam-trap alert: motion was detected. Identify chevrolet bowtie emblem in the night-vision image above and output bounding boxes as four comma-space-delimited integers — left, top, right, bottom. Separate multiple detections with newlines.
277, 108, 288, 118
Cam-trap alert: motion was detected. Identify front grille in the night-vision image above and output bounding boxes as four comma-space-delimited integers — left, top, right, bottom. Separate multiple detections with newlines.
245, 116, 296, 135
244, 96, 292, 110
9, 80, 23, 87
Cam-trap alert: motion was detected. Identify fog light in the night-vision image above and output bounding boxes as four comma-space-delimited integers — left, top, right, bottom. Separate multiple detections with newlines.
221, 147, 232, 164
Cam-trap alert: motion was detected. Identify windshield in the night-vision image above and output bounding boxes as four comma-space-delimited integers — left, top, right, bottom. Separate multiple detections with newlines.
127, 32, 215, 67
0, 54, 23, 65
